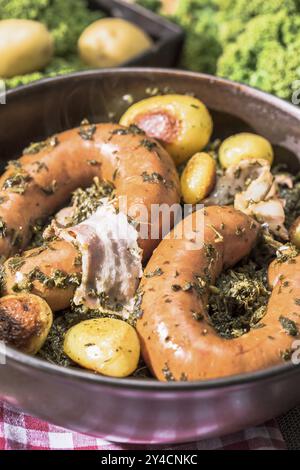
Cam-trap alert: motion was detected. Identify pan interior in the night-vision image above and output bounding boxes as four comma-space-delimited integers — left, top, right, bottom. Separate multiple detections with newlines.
1, 68, 300, 389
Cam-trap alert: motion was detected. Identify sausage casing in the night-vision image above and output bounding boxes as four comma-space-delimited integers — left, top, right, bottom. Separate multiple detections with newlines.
0, 123, 180, 261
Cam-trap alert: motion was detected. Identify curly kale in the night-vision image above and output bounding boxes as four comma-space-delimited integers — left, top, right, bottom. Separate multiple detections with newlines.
137, 0, 162, 12
216, 0, 300, 41
141, 0, 300, 100
173, 0, 221, 74
217, 12, 300, 99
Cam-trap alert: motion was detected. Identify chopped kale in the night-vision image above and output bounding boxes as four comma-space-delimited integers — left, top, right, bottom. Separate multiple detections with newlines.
208, 261, 270, 338
67, 177, 115, 226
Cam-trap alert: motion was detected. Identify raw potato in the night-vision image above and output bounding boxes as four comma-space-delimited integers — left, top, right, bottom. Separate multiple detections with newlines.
219, 132, 274, 169
120, 94, 213, 165
64, 318, 140, 377
0, 19, 54, 78
0, 294, 53, 355
78, 18, 153, 68
181, 152, 216, 204
289, 216, 300, 249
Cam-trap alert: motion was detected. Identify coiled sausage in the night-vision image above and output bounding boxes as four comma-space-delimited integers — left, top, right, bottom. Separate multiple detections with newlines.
136, 206, 298, 381
0, 122, 180, 261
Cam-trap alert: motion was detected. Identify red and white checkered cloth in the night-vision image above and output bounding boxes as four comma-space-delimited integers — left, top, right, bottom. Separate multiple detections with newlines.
0, 401, 286, 450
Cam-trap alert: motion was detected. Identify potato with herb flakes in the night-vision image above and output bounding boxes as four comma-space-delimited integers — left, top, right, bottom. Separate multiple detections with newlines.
0, 19, 54, 78
181, 152, 216, 204
64, 318, 140, 378
120, 94, 213, 165
0, 293, 53, 354
219, 132, 274, 169
78, 18, 153, 68
289, 216, 300, 249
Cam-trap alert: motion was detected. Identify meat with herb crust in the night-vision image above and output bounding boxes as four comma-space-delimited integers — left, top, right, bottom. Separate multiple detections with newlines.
137, 206, 300, 381
0, 122, 180, 261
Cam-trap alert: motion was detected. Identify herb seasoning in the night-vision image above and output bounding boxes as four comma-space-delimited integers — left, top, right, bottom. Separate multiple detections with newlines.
112, 124, 145, 136
141, 171, 173, 189
208, 261, 270, 338
67, 178, 114, 226
0, 217, 7, 238
162, 363, 176, 381
3, 172, 32, 194
23, 136, 59, 155
144, 268, 163, 278
8, 256, 25, 273
78, 119, 97, 141
140, 139, 157, 152
279, 316, 299, 336
32, 161, 49, 173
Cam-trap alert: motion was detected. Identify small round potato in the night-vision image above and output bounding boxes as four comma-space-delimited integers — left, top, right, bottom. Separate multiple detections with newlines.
64, 318, 140, 377
0, 19, 54, 78
181, 152, 216, 204
219, 132, 274, 169
120, 94, 213, 165
0, 294, 53, 354
78, 18, 153, 68
289, 216, 300, 249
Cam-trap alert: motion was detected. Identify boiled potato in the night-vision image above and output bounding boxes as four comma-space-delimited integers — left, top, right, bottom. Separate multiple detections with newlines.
120, 94, 213, 165
181, 152, 216, 204
0, 19, 54, 78
78, 18, 153, 68
64, 318, 140, 377
0, 294, 53, 354
219, 132, 274, 169
289, 216, 300, 249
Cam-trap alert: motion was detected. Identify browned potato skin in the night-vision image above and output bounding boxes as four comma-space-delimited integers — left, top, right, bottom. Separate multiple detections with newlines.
0, 123, 180, 261
0, 293, 52, 354
289, 216, 300, 249
3, 240, 80, 311
137, 206, 300, 381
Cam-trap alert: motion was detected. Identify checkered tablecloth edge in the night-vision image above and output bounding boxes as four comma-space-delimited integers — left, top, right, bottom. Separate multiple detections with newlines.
0, 402, 286, 450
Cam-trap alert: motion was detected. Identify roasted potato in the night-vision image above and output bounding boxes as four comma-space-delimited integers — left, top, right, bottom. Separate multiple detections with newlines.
289, 216, 300, 249
181, 152, 216, 204
0, 19, 53, 78
120, 94, 213, 165
0, 294, 53, 354
64, 318, 140, 377
219, 132, 274, 169
78, 18, 153, 68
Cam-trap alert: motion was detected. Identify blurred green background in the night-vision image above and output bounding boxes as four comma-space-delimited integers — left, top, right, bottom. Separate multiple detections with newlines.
1, 0, 300, 101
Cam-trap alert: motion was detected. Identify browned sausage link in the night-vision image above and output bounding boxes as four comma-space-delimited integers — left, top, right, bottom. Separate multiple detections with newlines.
136, 206, 267, 381
3, 240, 80, 311
0, 123, 180, 261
